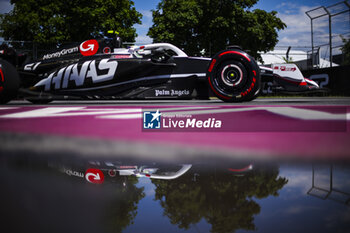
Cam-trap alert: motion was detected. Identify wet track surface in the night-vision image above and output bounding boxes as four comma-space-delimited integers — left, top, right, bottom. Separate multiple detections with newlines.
1, 97, 350, 233
1, 153, 350, 233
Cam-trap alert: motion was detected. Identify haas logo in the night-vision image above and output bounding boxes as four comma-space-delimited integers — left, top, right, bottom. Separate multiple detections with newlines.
34, 59, 118, 91
85, 168, 104, 184
80, 39, 99, 56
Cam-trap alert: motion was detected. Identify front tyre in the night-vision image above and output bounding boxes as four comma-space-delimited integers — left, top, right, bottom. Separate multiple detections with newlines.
207, 49, 260, 102
0, 59, 20, 104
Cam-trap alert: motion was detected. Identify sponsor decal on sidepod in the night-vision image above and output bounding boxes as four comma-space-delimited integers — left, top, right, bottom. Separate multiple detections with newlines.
42, 47, 79, 60
35, 59, 118, 91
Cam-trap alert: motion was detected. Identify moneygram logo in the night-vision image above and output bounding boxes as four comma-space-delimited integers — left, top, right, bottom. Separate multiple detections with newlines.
143, 110, 162, 129
85, 168, 104, 184
42, 47, 79, 60
79, 39, 99, 56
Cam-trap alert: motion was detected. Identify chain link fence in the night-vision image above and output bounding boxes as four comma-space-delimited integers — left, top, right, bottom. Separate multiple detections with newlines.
306, 1, 350, 69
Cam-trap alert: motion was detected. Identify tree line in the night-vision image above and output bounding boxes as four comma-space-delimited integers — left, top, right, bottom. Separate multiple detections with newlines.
0, 0, 286, 60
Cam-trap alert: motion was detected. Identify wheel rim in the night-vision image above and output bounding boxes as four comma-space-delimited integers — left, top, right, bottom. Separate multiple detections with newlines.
212, 61, 248, 98
220, 64, 243, 87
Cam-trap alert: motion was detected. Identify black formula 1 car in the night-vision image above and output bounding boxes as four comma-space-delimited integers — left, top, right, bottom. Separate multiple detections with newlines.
0, 37, 320, 104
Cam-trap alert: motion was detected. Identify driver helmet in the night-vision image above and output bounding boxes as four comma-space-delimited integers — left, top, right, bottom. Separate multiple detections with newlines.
107, 30, 122, 48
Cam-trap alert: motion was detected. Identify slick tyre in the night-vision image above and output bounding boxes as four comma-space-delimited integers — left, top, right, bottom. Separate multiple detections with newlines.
207, 49, 261, 102
0, 59, 20, 104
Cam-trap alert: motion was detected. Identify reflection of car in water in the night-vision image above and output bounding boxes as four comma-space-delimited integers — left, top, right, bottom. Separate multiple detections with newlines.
116, 164, 192, 180
52, 160, 193, 184
2, 152, 290, 233
0, 35, 320, 104
50, 158, 255, 184
228, 163, 254, 176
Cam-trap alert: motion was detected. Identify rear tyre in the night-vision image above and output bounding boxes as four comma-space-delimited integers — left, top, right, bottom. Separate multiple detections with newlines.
207, 49, 260, 102
0, 59, 20, 104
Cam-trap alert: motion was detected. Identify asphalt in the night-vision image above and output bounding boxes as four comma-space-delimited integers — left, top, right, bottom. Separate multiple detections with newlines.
1, 97, 350, 162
